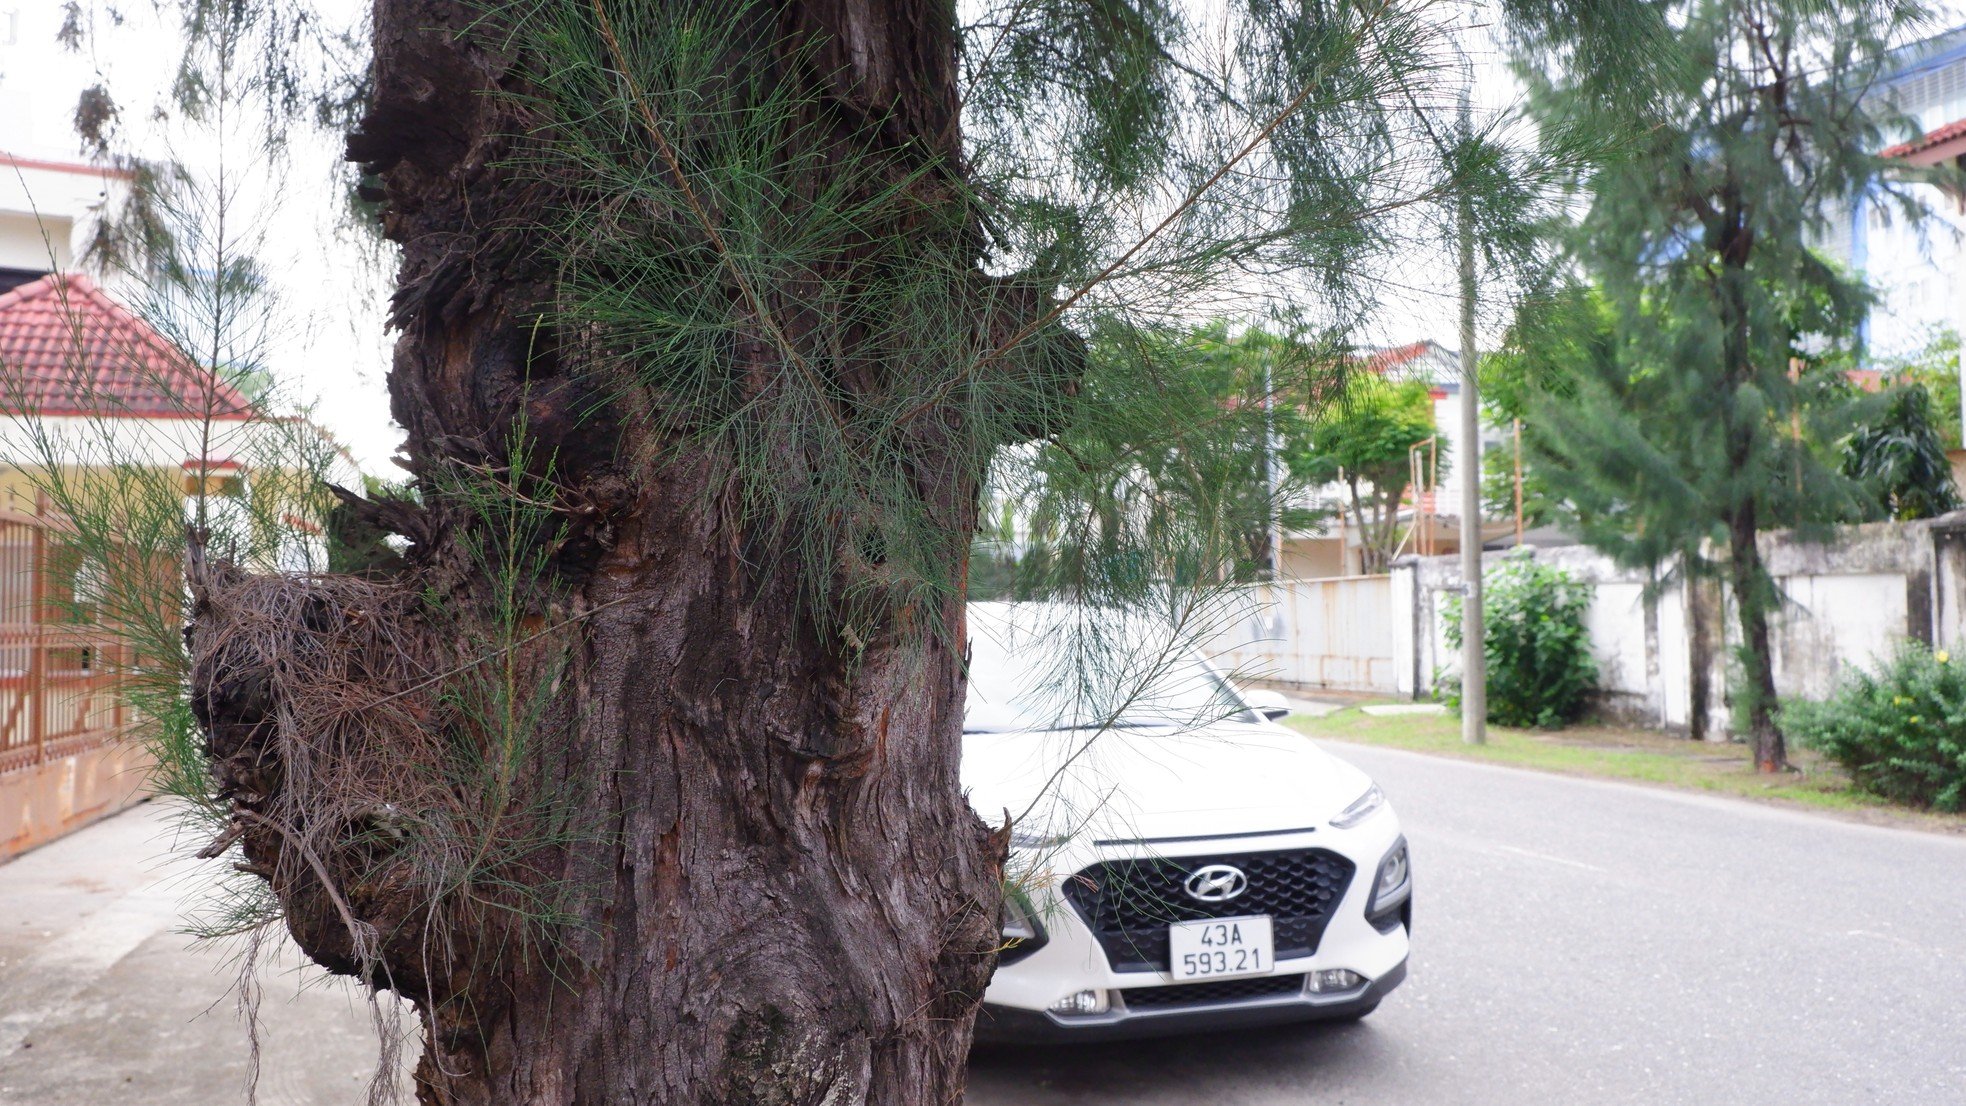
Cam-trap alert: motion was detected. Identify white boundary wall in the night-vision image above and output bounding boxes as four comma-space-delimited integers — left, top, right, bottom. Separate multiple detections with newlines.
1393, 515, 1966, 739
1212, 574, 1399, 695
1211, 515, 1966, 733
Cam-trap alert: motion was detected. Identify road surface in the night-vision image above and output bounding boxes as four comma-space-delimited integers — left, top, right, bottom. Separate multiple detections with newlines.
968, 742, 1966, 1105
4, 741, 1965, 1104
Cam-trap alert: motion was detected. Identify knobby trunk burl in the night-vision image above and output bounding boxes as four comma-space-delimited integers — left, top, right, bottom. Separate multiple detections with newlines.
188, 1, 1057, 1101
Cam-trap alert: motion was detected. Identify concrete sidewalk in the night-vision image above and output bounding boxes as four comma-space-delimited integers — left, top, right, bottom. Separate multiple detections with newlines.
0, 802, 403, 1106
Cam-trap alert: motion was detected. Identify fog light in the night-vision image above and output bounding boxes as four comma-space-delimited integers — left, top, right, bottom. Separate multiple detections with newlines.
1047, 989, 1111, 1016
1309, 969, 1364, 993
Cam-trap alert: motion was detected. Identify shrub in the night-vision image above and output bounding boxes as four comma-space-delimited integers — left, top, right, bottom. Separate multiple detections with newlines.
1781, 644, 1966, 811
1443, 555, 1598, 729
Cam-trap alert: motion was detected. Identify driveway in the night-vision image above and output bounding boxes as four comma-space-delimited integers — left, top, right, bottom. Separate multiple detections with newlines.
5, 742, 1966, 1105
0, 804, 400, 1105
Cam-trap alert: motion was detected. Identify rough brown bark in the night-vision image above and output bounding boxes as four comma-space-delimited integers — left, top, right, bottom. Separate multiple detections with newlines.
1686, 575, 1719, 744
1710, 187, 1784, 774
1727, 500, 1786, 773
190, 1, 1013, 1102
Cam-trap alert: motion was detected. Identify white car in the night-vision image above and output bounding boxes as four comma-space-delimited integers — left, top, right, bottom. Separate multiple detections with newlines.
963, 602, 1411, 1042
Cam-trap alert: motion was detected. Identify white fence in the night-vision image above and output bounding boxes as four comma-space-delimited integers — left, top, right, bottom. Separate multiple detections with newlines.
1213, 574, 1398, 694
1218, 514, 1966, 739
1401, 515, 1966, 739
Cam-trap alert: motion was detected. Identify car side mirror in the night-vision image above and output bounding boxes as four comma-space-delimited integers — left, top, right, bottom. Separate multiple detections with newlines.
1244, 688, 1291, 721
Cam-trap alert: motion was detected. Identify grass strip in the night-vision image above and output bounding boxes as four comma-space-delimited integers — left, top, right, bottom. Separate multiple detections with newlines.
1287, 705, 1966, 833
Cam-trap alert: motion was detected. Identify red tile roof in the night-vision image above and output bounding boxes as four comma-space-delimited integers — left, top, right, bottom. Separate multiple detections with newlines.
1882, 118, 1966, 159
0, 152, 137, 181
0, 274, 253, 419
1845, 367, 1886, 393
1362, 341, 1437, 375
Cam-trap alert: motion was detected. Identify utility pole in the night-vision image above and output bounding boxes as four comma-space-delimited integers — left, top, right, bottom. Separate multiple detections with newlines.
1262, 344, 1287, 642
1457, 93, 1486, 745
1263, 348, 1282, 580
1513, 418, 1524, 546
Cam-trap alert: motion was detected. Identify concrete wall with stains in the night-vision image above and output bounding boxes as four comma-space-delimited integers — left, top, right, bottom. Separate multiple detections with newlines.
1393, 514, 1966, 739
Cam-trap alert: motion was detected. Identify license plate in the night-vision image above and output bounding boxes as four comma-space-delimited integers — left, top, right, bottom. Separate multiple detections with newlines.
1167, 915, 1274, 981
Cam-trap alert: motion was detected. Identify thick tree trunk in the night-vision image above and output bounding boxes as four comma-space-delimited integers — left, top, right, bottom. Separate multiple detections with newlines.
1711, 200, 1784, 772
191, 1, 1012, 1102
1726, 502, 1786, 773
404, 491, 1001, 1105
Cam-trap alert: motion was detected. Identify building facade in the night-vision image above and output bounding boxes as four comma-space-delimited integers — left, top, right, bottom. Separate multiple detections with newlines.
1821, 27, 1966, 425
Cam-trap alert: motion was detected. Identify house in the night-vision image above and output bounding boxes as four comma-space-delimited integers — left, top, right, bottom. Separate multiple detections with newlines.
1, 152, 135, 297
1828, 27, 1966, 355
1809, 27, 1966, 482
0, 270, 360, 859
1278, 340, 1515, 578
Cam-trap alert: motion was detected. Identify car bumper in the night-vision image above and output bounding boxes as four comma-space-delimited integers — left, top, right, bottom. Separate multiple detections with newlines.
980, 816, 1412, 1042
975, 957, 1407, 1044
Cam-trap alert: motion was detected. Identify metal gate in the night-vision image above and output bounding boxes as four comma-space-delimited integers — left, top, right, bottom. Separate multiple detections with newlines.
0, 498, 129, 776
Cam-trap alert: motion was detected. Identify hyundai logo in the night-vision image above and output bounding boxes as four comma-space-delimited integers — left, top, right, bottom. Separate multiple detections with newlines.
1182, 863, 1248, 903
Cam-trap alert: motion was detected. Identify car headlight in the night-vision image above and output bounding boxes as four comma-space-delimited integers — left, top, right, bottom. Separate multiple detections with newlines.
1002, 890, 1039, 942
1368, 837, 1412, 915
1330, 783, 1385, 829
998, 885, 1049, 965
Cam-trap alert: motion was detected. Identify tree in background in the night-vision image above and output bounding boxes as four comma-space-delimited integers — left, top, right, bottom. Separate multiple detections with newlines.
1492, 292, 1961, 533
1507, 0, 1949, 772
1302, 373, 1446, 573
1476, 285, 1605, 530
1843, 380, 1962, 519
1845, 328, 1965, 518
1882, 329, 1963, 450
999, 322, 1329, 593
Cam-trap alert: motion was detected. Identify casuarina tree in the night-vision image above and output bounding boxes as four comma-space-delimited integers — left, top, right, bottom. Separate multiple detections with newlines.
40, 0, 1649, 1101
1507, 0, 1952, 772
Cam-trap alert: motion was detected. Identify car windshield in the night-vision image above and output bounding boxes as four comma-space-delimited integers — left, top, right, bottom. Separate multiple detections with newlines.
962, 605, 1253, 733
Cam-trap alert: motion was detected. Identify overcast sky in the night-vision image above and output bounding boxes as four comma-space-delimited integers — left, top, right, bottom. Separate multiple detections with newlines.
1, 0, 398, 472
5, 1, 1966, 478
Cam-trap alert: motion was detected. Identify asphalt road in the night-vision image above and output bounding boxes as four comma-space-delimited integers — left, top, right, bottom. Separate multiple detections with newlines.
4, 743, 1965, 1105
969, 741, 1966, 1105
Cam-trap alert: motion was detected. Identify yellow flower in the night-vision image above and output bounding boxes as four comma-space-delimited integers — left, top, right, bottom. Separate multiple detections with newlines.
1910, 715, 1923, 725
1939, 650, 1951, 665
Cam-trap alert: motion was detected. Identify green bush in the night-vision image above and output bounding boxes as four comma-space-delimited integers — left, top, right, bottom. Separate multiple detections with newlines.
1781, 644, 1966, 811
1443, 555, 1598, 729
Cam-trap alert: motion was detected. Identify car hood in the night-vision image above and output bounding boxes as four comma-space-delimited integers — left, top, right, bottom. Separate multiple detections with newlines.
961, 721, 1372, 843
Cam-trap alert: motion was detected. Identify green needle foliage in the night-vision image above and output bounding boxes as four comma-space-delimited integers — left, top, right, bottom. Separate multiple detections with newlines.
1506, 0, 1953, 772
1477, 286, 1599, 528
987, 320, 1331, 597
505, 0, 1587, 643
